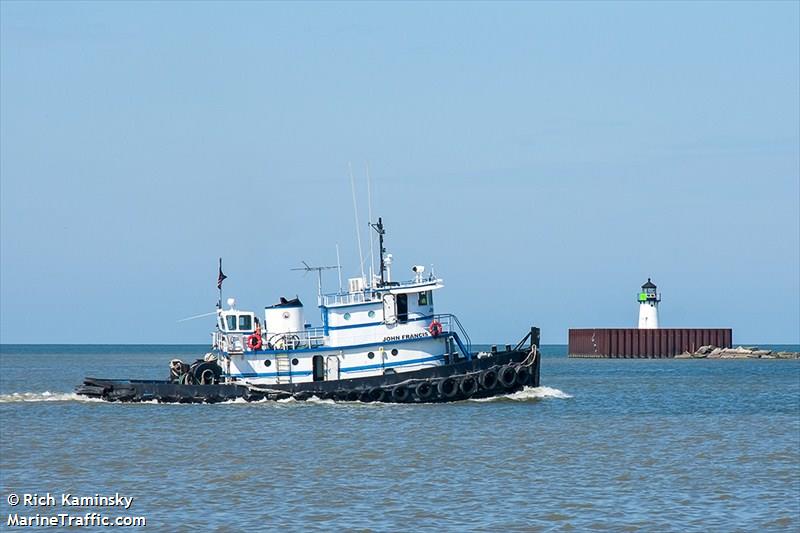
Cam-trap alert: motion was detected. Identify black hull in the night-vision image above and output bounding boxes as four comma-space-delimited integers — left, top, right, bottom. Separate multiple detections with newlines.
77, 348, 540, 404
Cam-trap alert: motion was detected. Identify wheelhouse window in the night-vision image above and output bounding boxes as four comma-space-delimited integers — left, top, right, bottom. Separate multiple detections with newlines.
418, 291, 432, 306
238, 315, 252, 331
226, 315, 237, 331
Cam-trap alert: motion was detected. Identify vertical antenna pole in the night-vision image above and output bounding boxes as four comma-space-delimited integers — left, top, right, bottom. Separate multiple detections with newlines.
366, 162, 375, 287
336, 243, 343, 292
348, 163, 366, 282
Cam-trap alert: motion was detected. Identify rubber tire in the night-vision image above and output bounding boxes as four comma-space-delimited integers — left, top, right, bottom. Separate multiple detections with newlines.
369, 387, 386, 402
515, 365, 531, 386
391, 385, 409, 402
346, 390, 361, 402
459, 376, 478, 397
498, 365, 517, 389
191, 361, 221, 384
204, 394, 222, 404
106, 386, 136, 402
479, 368, 498, 390
414, 381, 434, 401
359, 390, 374, 403
243, 390, 265, 402
333, 390, 350, 402
437, 377, 458, 398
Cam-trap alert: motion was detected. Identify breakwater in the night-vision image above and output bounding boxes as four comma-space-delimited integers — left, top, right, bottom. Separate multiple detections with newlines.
568, 328, 732, 358
675, 345, 800, 359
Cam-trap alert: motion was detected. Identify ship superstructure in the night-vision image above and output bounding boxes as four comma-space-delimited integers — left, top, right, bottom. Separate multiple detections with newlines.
212, 219, 472, 386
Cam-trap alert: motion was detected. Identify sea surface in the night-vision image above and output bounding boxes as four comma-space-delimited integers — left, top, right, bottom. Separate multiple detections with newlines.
1, 344, 798, 532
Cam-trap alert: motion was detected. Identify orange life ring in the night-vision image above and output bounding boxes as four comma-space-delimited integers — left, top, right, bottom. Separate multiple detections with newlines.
429, 320, 443, 337
247, 333, 263, 351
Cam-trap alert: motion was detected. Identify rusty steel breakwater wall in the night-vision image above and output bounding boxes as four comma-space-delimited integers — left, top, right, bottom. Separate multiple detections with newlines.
568, 328, 733, 358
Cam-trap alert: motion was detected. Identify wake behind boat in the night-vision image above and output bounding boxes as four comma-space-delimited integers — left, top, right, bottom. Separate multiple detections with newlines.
77, 218, 541, 403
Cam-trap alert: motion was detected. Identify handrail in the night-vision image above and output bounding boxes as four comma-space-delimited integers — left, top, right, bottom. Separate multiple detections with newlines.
448, 314, 472, 354
321, 277, 441, 306
321, 291, 380, 307
433, 313, 472, 358
217, 327, 326, 351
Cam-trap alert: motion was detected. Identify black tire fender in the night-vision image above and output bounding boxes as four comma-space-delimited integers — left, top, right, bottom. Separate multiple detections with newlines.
459, 376, 478, 396
391, 385, 409, 402
346, 390, 361, 402
437, 377, 458, 398
498, 365, 517, 388
333, 390, 350, 402
414, 381, 434, 401
369, 387, 386, 402
359, 390, 374, 402
515, 365, 531, 386
479, 368, 498, 390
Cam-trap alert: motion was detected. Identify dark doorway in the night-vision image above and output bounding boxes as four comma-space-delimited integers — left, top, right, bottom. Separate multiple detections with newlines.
312, 355, 324, 382
396, 293, 408, 323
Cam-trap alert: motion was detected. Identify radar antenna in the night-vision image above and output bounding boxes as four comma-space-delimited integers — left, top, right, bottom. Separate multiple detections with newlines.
291, 261, 340, 302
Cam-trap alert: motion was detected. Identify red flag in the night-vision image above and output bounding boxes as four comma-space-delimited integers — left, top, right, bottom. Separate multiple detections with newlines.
217, 258, 227, 289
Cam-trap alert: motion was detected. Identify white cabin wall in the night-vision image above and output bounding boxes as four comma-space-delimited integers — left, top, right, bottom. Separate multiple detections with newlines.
326, 303, 382, 329
264, 306, 304, 336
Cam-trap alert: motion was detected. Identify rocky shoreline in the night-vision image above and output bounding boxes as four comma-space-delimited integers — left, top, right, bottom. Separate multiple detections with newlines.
675, 345, 800, 359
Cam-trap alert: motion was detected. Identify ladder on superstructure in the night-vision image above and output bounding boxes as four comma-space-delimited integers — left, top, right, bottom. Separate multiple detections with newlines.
275, 353, 292, 384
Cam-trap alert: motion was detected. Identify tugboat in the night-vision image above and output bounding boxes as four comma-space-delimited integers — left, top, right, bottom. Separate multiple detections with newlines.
77, 219, 541, 403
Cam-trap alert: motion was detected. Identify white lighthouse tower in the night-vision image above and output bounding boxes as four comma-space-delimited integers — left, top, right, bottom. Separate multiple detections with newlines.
637, 278, 661, 329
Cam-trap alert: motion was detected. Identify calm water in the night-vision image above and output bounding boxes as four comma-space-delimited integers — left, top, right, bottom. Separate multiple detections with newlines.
1, 344, 798, 532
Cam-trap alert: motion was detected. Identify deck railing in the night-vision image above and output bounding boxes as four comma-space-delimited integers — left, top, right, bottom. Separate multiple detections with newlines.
215, 327, 327, 352
321, 291, 380, 307
264, 327, 326, 350
434, 313, 472, 358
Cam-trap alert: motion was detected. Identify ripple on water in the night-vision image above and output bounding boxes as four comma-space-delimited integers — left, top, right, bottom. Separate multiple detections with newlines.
1, 348, 798, 531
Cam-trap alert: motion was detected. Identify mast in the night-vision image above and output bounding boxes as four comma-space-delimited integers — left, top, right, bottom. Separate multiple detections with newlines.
369, 217, 386, 287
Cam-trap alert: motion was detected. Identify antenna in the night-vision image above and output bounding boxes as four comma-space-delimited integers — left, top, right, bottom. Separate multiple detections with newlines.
291, 261, 339, 303
335, 243, 343, 293
366, 162, 375, 287
348, 163, 366, 282
177, 310, 219, 323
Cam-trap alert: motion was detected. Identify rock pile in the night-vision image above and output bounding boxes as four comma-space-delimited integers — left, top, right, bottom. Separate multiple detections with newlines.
675, 345, 800, 359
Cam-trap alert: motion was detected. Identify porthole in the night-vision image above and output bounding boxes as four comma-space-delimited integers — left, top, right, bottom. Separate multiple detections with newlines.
368, 310, 375, 318
391, 349, 398, 356
367, 351, 375, 359
264, 360, 272, 367
344, 312, 351, 320
283, 312, 290, 319
291, 358, 299, 366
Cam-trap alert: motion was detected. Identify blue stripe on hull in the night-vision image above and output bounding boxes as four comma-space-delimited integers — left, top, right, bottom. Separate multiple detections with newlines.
235, 334, 445, 355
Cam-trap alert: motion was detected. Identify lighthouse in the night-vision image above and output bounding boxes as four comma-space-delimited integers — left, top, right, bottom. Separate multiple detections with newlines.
637, 278, 660, 329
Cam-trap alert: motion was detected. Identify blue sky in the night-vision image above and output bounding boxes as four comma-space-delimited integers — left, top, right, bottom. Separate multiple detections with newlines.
1, 1, 798, 344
